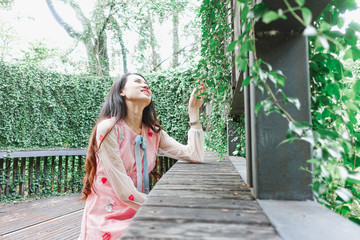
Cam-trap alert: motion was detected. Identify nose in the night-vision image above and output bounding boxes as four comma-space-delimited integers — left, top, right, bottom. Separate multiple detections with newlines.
142, 84, 149, 89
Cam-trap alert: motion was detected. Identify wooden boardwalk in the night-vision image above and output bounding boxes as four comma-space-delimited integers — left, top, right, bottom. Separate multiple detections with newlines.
0, 152, 280, 239
0, 194, 84, 239
122, 152, 280, 239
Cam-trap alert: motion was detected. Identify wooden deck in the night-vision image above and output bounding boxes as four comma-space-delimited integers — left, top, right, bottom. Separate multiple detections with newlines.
122, 152, 280, 239
0, 194, 84, 239
0, 152, 280, 239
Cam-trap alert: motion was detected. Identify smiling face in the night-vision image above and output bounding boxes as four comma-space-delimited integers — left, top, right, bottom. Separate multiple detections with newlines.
120, 74, 152, 106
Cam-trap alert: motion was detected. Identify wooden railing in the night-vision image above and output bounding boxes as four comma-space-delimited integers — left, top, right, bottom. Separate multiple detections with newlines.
0, 149, 176, 200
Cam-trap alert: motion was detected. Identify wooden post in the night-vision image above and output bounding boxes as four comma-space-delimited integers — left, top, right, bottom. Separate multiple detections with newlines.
71, 156, 75, 192
0, 158, 3, 197
35, 157, 41, 194
58, 156, 63, 193
28, 157, 34, 195
64, 156, 68, 192
5, 158, 11, 195
43, 156, 48, 191
12, 158, 19, 194
51, 156, 56, 191
19, 158, 26, 196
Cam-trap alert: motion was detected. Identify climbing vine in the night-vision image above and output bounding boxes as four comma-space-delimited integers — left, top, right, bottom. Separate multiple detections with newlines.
227, 0, 360, 223
197, 0, 234, 157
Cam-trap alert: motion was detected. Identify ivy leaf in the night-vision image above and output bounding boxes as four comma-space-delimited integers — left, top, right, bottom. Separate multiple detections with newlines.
301, 7, 312, 26
252, 2, 268, 21
227, 40, 237, 52
295, 0, 305, 7
335, 187, 353, 203
241, 76, 252, 87
262, 11, 279, 24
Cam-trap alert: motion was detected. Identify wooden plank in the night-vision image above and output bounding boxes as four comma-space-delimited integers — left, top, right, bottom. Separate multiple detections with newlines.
0, 194, 83, 236
0, 149, 87, 159
122, 221, 280, 240
133, 205, 270, 225
147, 189, 254, 200
123, 152, 280, 239
145, 197, 261, 210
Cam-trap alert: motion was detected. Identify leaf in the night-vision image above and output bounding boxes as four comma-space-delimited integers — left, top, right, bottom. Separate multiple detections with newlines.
227, 41, 237, 52
287, 97, 301, 110
254, 101, 263, 115
303, 26, 317, 36
318, 36, 329, 50
262, 11, 279, 24
349, 21, 360, 32
295, 0, 305, 7
301, 7, 312, 26
241, 76, 252, 87
335, 188, 353, 203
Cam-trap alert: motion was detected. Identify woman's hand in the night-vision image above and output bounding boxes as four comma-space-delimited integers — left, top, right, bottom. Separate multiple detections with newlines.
188, 82, 206, 109
188, 83, 206, 128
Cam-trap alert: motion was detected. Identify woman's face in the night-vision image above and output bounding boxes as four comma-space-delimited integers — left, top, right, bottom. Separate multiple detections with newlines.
121, 74, 152, 106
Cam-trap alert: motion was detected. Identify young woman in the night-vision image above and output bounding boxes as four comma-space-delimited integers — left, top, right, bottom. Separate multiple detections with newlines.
79, 73, 205, 239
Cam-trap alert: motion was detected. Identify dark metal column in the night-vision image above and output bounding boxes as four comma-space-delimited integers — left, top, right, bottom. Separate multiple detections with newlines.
251, 33, 313, 200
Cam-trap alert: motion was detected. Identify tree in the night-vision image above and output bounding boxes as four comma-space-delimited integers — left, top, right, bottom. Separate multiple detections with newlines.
45, 0, 129, 76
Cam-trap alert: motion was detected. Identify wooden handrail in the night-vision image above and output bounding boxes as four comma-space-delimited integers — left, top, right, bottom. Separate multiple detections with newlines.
0, 149, 176, 200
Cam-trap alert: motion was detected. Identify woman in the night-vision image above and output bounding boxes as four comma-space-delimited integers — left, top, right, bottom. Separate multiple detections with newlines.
79, 73, 205, 239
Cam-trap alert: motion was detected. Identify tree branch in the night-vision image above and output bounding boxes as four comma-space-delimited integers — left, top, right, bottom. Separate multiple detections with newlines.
45, 0, 82, 39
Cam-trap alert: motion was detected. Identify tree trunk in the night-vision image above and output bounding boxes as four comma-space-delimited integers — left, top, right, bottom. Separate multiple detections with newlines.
147, 13, 160, 71
172, 12, 179, 68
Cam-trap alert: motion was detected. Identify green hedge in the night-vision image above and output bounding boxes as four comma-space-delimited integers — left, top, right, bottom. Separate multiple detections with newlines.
0, 62, 194, 150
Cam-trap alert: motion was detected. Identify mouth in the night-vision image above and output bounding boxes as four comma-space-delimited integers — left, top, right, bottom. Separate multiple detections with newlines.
141, 89, 151, 96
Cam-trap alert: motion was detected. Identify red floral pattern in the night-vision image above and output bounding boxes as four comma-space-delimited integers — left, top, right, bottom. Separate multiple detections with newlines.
101, 177, 107, 184
99, 135, 104, 141
128, 195, 134, 201
148, 132, 153, 137
102, 232, 111, 240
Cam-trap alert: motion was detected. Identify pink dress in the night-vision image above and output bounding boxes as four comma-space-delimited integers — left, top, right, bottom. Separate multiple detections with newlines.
79, 118, 204, 240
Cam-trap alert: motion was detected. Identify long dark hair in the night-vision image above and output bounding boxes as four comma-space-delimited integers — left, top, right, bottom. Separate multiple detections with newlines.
81, 73, 161, 200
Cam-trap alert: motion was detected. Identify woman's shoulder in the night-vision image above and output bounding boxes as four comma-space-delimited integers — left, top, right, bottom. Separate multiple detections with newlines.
97, 118, 117, 134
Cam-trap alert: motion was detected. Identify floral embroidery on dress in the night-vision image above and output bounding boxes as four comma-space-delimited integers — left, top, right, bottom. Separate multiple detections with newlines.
128, 195, 134, 201
102, 232, 111, 240
121, 136, 124, 140
99, 135, 104, 141
101, 177, 107, 184
104, 196, 115, 212
148, 132, 153, 137
197, 132, 200, 137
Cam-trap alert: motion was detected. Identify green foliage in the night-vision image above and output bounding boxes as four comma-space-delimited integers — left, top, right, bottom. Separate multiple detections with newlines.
230, 0, 360, 224
0, 61, 195, 150
145, 69, 196, 143
197, 0, 233, 157
0, 61, 112, 149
